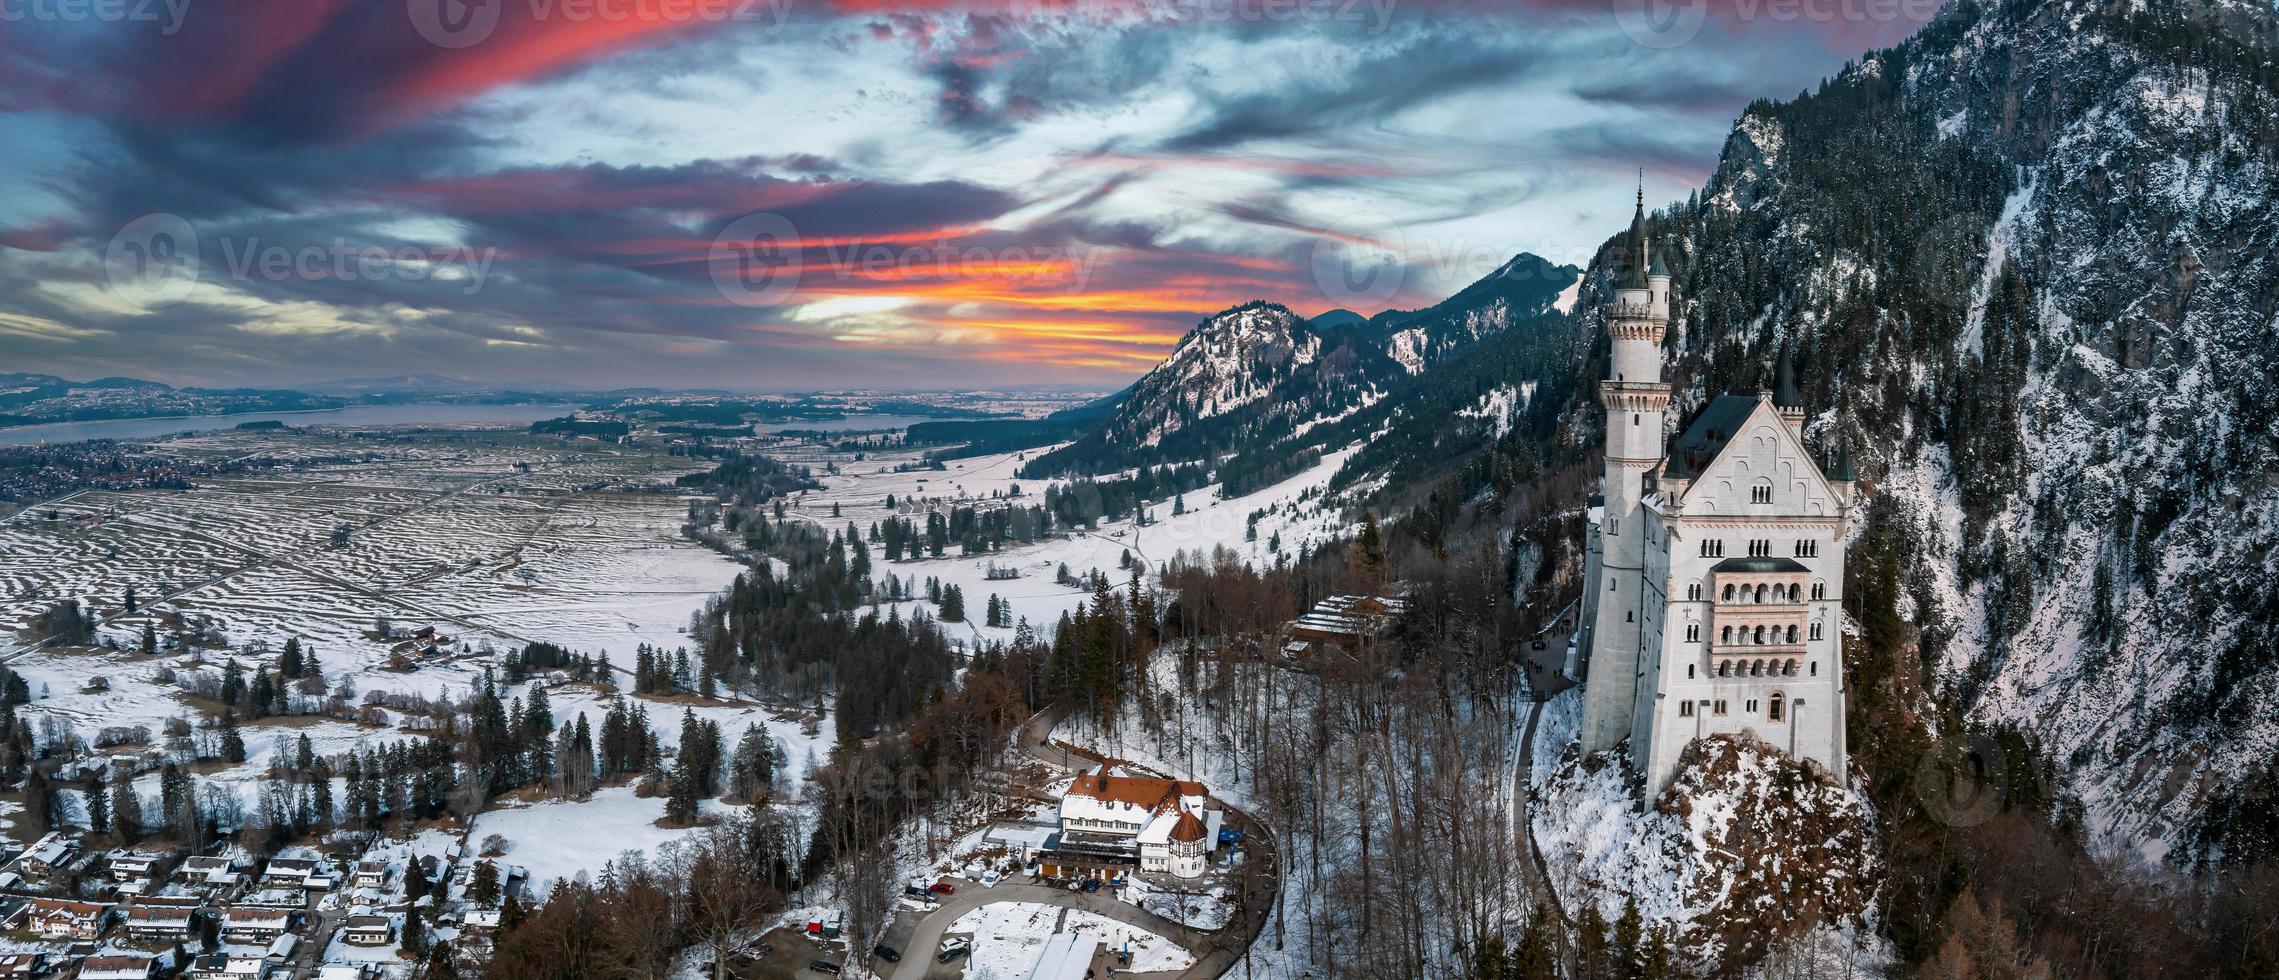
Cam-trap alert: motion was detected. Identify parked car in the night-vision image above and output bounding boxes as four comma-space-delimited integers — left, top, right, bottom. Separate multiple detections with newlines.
873, 945, 901, 963
937, 945, 972, 964
979, 870, 1001, 887
929, 882, 955, 895
809, 961, 842, 975
1081, 878, 1102, 893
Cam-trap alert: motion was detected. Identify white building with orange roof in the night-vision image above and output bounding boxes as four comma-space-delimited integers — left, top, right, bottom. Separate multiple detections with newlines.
1050, 764, 1221, 880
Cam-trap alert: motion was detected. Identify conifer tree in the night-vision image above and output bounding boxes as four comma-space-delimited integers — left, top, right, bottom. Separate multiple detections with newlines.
219, 711, 247, 763
110, 767, 143, 842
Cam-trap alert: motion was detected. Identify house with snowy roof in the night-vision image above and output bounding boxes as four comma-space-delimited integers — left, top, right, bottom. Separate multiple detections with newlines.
17, 832, 81, 880
222, 907, 294, 944
124, 903, 197, 941
0, 952, 45, 979
1049, 765, 1219, 880
21, 897, 113, 940
1281, 593, 1409, 658
78, 955, 157, 980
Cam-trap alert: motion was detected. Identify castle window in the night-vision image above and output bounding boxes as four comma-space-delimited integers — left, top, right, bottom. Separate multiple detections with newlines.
1713, 700, 1728, 717
1626, 611, 1633, 622
1795, 539, 1819, 558
1685, 624, 1700, 642
1633, 414, 1641, 426
1688, 583, 1702, 601
1787, 659, 1800, 676
1809, 622, 1823, 641
1679, 701, 1694, 718
1810, 661, 1818, 676
1754, 584, 1768, 603
1717, 661, 1730, 677
1811, 582, 1826, 600
1751, 483, 1772, 504
1687, 664, 1696, 679
1719, 626, 1731, 645
1789, 584, 1802, 602
1746, 699, 1759, 713
1721, 584, 1734, 602
1768, 693, 1785, 722
1786, 625, 1798, 644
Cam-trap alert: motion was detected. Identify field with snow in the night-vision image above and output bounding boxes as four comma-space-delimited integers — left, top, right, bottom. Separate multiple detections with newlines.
766, 441, 1362, 651
0, 427, 809, 862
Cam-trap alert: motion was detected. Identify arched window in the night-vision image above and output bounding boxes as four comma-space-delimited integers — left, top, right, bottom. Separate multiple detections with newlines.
1786, 625, 1798, 644
1811, 582, 1826, 600
1686, 624, 1700, 642
1687, 664, 1696, 679
1809, 622, 1823, 641
1722, 584, 1734, 602
1753, 625, 1766, 644
1787, 659, 1801, 676
1717, 661, 1730, 677
1810, 661, 1818, 676
1688, 583, 1702, 601
1768, 692, 1785, 722
1720, 625, 1732, 644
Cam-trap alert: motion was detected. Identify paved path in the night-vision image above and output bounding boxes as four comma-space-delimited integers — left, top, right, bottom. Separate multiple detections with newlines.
1514, 614, 1577, 926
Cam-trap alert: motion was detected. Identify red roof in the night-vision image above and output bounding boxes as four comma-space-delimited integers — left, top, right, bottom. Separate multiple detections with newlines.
1066, 768, 1204, 813
1169, 812, 1209, 843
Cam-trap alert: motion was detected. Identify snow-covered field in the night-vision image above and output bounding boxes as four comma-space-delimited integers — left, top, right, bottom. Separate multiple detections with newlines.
770, 442, 1361, 652
0, 430, 789, 865
948, 901, 1193, 978
469, 785, 745, 891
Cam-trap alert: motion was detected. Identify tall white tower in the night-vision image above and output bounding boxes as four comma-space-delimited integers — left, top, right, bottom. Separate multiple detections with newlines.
1579, 189, 1673, 755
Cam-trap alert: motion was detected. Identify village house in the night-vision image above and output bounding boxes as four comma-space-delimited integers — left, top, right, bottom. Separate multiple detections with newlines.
124, 904, 197, 942
178, 855, 247, 896
107, 851, 163, 882
17, 832, 81, 880
221, 907, 294, 944
339, 914, 394, 947
187, 952, 268, 980
260, 858, 319, 889
1048, 765, 1221, 880
0, 952, 45, 980
78, 954, 157, 980
21, 897, 112, 940
350, 860, 389, 891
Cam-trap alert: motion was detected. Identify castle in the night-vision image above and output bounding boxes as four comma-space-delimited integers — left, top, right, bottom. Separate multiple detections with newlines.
1569, 191, 1855, 794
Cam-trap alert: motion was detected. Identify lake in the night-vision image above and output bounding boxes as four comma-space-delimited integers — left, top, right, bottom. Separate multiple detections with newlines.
0, 403, 585, 446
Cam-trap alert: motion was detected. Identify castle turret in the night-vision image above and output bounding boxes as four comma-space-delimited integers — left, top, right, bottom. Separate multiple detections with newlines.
1774, 347, 1805, 436
1579, 186, 1674, 756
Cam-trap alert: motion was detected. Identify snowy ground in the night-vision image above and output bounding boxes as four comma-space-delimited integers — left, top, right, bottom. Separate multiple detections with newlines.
949, 901, 1193, 979
468, 785, 747, 893
769, 442, 1361, 653
0, 430, 792, 868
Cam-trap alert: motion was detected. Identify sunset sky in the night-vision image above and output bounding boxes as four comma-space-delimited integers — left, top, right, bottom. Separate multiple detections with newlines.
0, 0, 1935, 389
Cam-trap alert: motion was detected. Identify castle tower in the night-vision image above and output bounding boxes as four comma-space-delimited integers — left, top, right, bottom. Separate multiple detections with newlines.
1775, 347, 1805, 436
1579, 188, 1673, 755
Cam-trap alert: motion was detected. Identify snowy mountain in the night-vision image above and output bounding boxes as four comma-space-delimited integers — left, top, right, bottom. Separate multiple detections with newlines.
1551, 0, 2279, 862
1025, 255, 1580, 491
